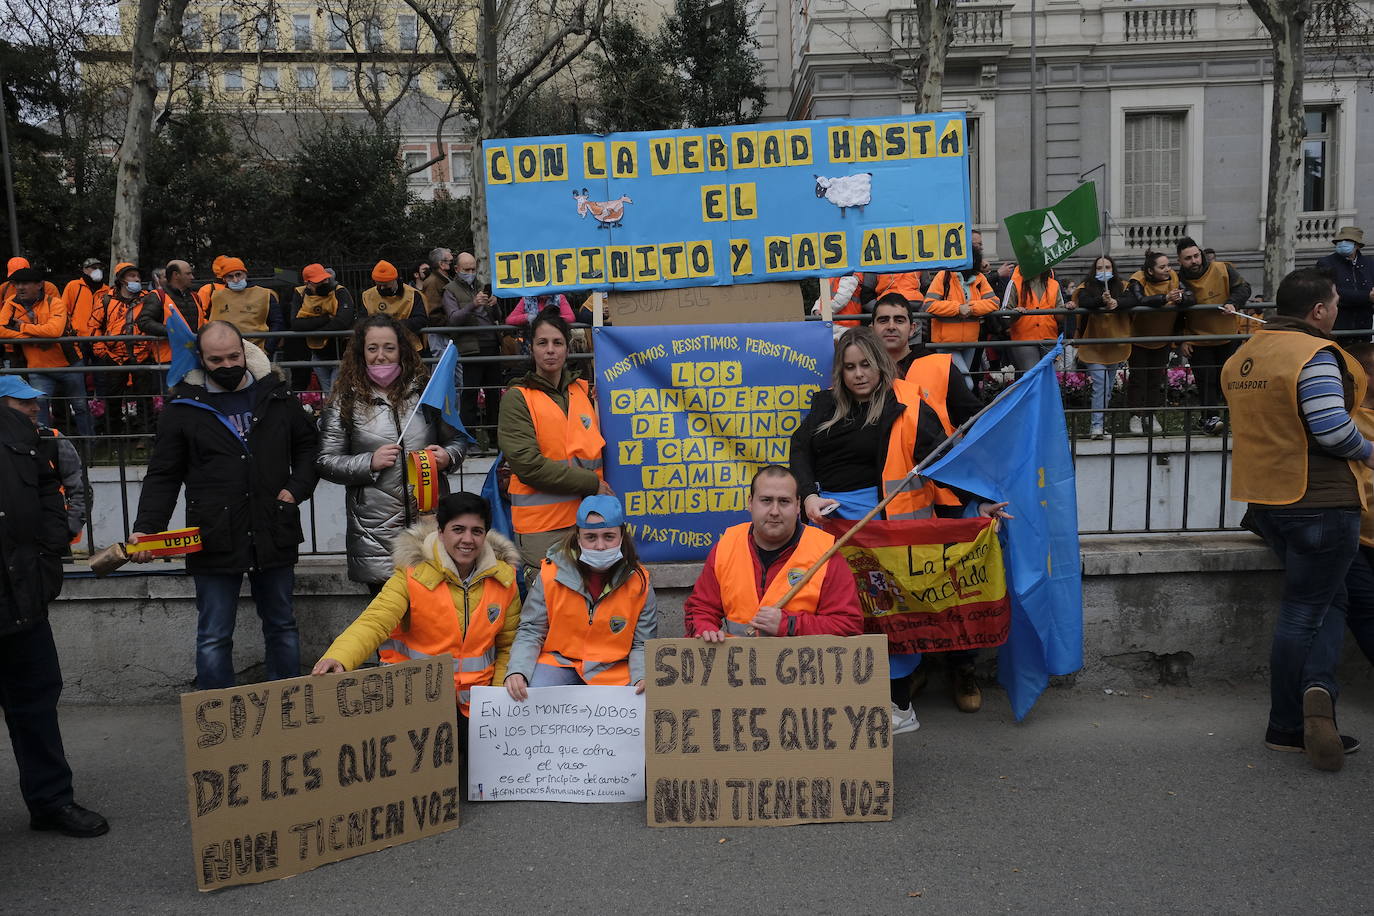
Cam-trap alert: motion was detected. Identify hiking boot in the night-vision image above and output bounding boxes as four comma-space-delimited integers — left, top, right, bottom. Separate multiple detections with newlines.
952, 664, 982, 713
1303, 686, 1345, 772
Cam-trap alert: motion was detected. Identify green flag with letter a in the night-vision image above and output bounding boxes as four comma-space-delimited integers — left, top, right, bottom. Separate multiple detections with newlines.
1003, 182, 1100, 275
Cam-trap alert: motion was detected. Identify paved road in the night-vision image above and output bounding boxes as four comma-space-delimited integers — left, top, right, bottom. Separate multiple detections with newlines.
4, 683, 1374, 914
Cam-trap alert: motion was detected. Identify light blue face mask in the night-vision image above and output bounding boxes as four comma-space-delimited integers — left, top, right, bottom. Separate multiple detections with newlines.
1095, 271, 1113, 283
227, 278, 248, 291
1336, 241, 1358, 257
579, 546, 622, 570
125, 281, 142, 294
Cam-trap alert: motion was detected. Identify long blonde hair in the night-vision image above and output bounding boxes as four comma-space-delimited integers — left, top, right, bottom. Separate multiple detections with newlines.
818, 327, 898, 433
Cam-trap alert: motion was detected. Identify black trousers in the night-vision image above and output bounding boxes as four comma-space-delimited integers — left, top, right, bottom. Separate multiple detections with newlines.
0, 619, 74, 813
1188, 342, 1237, 411
460, 358, 505, 435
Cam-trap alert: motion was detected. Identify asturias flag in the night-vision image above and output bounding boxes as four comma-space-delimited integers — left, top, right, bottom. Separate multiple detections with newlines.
1003, 182, 1100, 276
921, 342, 1083, 719
165, 304, 199, 387
419, 342, 475, 443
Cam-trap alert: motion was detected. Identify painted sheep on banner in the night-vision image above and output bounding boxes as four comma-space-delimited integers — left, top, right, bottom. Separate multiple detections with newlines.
814, 173, 873, 217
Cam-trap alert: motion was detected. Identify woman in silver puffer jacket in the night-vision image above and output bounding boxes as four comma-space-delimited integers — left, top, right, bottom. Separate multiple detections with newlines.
316, 314, 468, 590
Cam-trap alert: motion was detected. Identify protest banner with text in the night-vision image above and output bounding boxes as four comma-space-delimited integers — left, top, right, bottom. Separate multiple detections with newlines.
180, 659, 460, 891
483, 115, 973, 296
824, 517, 1011, 654
646, 636, 893, 828
595, 321, 834, 562
467, 685, 646, 803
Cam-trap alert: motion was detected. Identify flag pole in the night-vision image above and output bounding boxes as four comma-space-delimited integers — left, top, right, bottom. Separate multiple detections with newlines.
769, 370, 1032, 613
395, 399, 424, 446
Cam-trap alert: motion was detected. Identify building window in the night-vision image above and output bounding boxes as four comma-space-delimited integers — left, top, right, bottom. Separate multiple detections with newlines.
365, 17, 384, 51
449, 149, 471, 184
155, 67, 169, 90
296, 66, 318, 90
328, 12, 348, 50
224, 68, 244, 92
398, 14, 418, 50
966, 117, 981, 225
433, 15, 453, 51
259, 67, 279, 90
292, 13, 312, 50
219, 12, 240, 50
1303, 108, 1335, 213
189, 68, 208, 89
1123, 112, 1184, 218
183, 12, 204, 49
405, 151, 430, 185
256, 16, 278, 50
331, 67, 350, 91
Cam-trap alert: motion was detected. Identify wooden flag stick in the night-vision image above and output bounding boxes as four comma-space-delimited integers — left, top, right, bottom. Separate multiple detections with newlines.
771, 375, 1027, 611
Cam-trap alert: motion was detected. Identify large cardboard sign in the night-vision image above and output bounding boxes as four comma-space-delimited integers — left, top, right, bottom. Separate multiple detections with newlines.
466, 685, 646, 803
482, 115, 973, 296
595, 320, 834, 562
826, 517, 1012, 654
606, 281, 803, 327
180, 659, 460, 891
645, 636, 893, 828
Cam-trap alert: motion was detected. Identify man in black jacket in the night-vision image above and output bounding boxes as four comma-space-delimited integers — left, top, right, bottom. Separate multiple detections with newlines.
130, 321, 319, 690
0, 401, 107, 837
1316, 226, 1374, 340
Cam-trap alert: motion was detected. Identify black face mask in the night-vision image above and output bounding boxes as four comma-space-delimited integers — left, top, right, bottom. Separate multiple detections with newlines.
313, 281, 335, 295
378, 284, 397, 297
208, 365, 248, 390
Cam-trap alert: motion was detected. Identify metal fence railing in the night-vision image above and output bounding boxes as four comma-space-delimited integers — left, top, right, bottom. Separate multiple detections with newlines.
1, 302, 1349, 555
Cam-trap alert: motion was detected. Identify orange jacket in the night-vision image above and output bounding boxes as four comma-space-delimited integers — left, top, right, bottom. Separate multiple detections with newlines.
875, 271, 924, 305
714, 522, 832, 634
537, 559, 648, 685
0, 294, 73, 368
88, 291, 166, 364
61, 277, 110, 340
1007, 268, 1063, 341
923, 271, 998, 343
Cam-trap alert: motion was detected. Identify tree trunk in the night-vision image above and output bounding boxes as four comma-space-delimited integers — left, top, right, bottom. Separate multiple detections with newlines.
111, 0, 189, 266
469, 0, 502, 262
1253, 0, 1310, 298
915, 1, 955, 113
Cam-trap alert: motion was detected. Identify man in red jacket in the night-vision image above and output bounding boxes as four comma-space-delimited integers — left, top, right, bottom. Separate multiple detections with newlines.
686, 466, 862, 640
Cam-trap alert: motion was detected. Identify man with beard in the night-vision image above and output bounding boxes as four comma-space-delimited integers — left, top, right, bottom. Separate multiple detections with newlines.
1177, 237, 1252, 434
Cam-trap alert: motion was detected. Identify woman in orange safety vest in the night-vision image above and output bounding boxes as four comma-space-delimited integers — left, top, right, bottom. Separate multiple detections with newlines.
312, 492, 521, 718
503, 495, 658, 699
789, 327, 1010, 735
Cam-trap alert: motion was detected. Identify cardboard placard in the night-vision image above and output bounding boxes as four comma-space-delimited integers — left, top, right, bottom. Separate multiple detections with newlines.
180, 659, 460, 891
645, 635, 893, 828
606, 282, 804, 327
466, 685, 646, 803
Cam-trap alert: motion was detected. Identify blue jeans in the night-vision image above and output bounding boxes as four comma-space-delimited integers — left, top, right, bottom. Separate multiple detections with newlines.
311, 354, 338, 396
1338, 545, 1374, 666
30, 366, 94, 438
1082, 362, 1114, 429
948, 348, 980, 391
529, 663, 585, 687
192, 566, 300, 690
1250, 506, 1359, 733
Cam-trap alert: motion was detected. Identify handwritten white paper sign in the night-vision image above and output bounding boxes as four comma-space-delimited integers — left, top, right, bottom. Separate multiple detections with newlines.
467, 685, 646, 803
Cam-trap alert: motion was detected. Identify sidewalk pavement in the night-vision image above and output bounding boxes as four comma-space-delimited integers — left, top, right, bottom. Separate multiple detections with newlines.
4, 682, 1374, 914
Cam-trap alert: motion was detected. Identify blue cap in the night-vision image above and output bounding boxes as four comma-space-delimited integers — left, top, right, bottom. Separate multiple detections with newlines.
577, 494, 624, 529
0, 376, 44, 400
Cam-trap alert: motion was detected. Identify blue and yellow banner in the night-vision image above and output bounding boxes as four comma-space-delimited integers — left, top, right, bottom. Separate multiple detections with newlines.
483, 115, 973, 296
595, 321, 835, 561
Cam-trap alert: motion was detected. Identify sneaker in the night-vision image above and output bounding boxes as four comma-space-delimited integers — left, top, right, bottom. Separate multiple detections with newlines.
891, 703, 921, 735
1090, 424, 1104, 440
1303, 686, 1345, 771
1202, 415, 1224, 436
952, 664, 982, 714
1149, 417, 1164, 435
1128, 416, 1144, 436
1264, 726, 1360, 755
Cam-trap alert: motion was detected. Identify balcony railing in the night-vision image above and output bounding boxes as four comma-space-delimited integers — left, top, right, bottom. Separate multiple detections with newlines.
1115, 218, 1193, 251
1123, 6, 1197, 42
891, 3, 1011, 49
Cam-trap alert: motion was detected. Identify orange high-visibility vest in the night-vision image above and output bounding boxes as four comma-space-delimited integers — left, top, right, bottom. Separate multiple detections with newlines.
1009, 268, 1062, 341
904, 353, 953, 434
885, 379, 946, 517
713, 523, 832, 635
294, 285, 343, 350
508, 379, 605, 533
206, 285, 273, 334
875, 271, 924, 304
537, 559, 648, 685
827, 274, 868, 326
378, 570, 516, 715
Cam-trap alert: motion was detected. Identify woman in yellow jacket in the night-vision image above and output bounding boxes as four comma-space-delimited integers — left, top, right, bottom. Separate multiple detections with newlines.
313, 492, 521, 717
503, 495, 657, 699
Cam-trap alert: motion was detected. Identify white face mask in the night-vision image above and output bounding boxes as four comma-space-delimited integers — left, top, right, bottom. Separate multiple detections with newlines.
89, 269, 103, 283
579, 546, 622, 570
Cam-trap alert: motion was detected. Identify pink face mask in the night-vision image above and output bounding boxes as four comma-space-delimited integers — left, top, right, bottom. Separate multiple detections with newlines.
367, 363, 401, 386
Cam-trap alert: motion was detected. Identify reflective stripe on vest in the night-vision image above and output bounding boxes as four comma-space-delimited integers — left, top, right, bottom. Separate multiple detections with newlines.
508, 380, 606, 533
376, 566, 515, 715
713, 523, 833, 629
898, 361, 961, 508
536, 559, 647, 685
885, 379, 943, 518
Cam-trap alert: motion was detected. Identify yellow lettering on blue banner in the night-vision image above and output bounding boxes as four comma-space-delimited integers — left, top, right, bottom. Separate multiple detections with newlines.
486, 147, 512, 184
939, 119, 964, 156
494, 251, 521, 289
550, 248, 576, 287
758, 130, 786, 167
786, 128, 813, 166
701, 185, 727, 222
649, 137, 678, 175
583, 141, 608, 179
514, 145, 541, 182
730, 183, 757, 220
860, 229, 887, 267
578, 247, 606, 283
687, 241, 714, 278
707, 135, 729, 170
611, 141, 638, 178
730, 239, 753, 276
792, 233, 819, 271
765, 236, 791, 273
540, 144, 568, 180
940, 223, 967, 259
659, 243, 689, 280
828, 126, 854, 163
910, 121, 936, 158
607, 246, 633, 283
733, 132, 758, 169
820, 232, 848, 268
913, 225, 939, 259
678, 136, 704, 173
856, 126, 884, 162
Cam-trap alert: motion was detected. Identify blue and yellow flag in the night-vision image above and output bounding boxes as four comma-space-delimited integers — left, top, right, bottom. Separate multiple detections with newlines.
419, 342, 475, 443
166, 305, 199, 387
922, 342, 1083, 720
